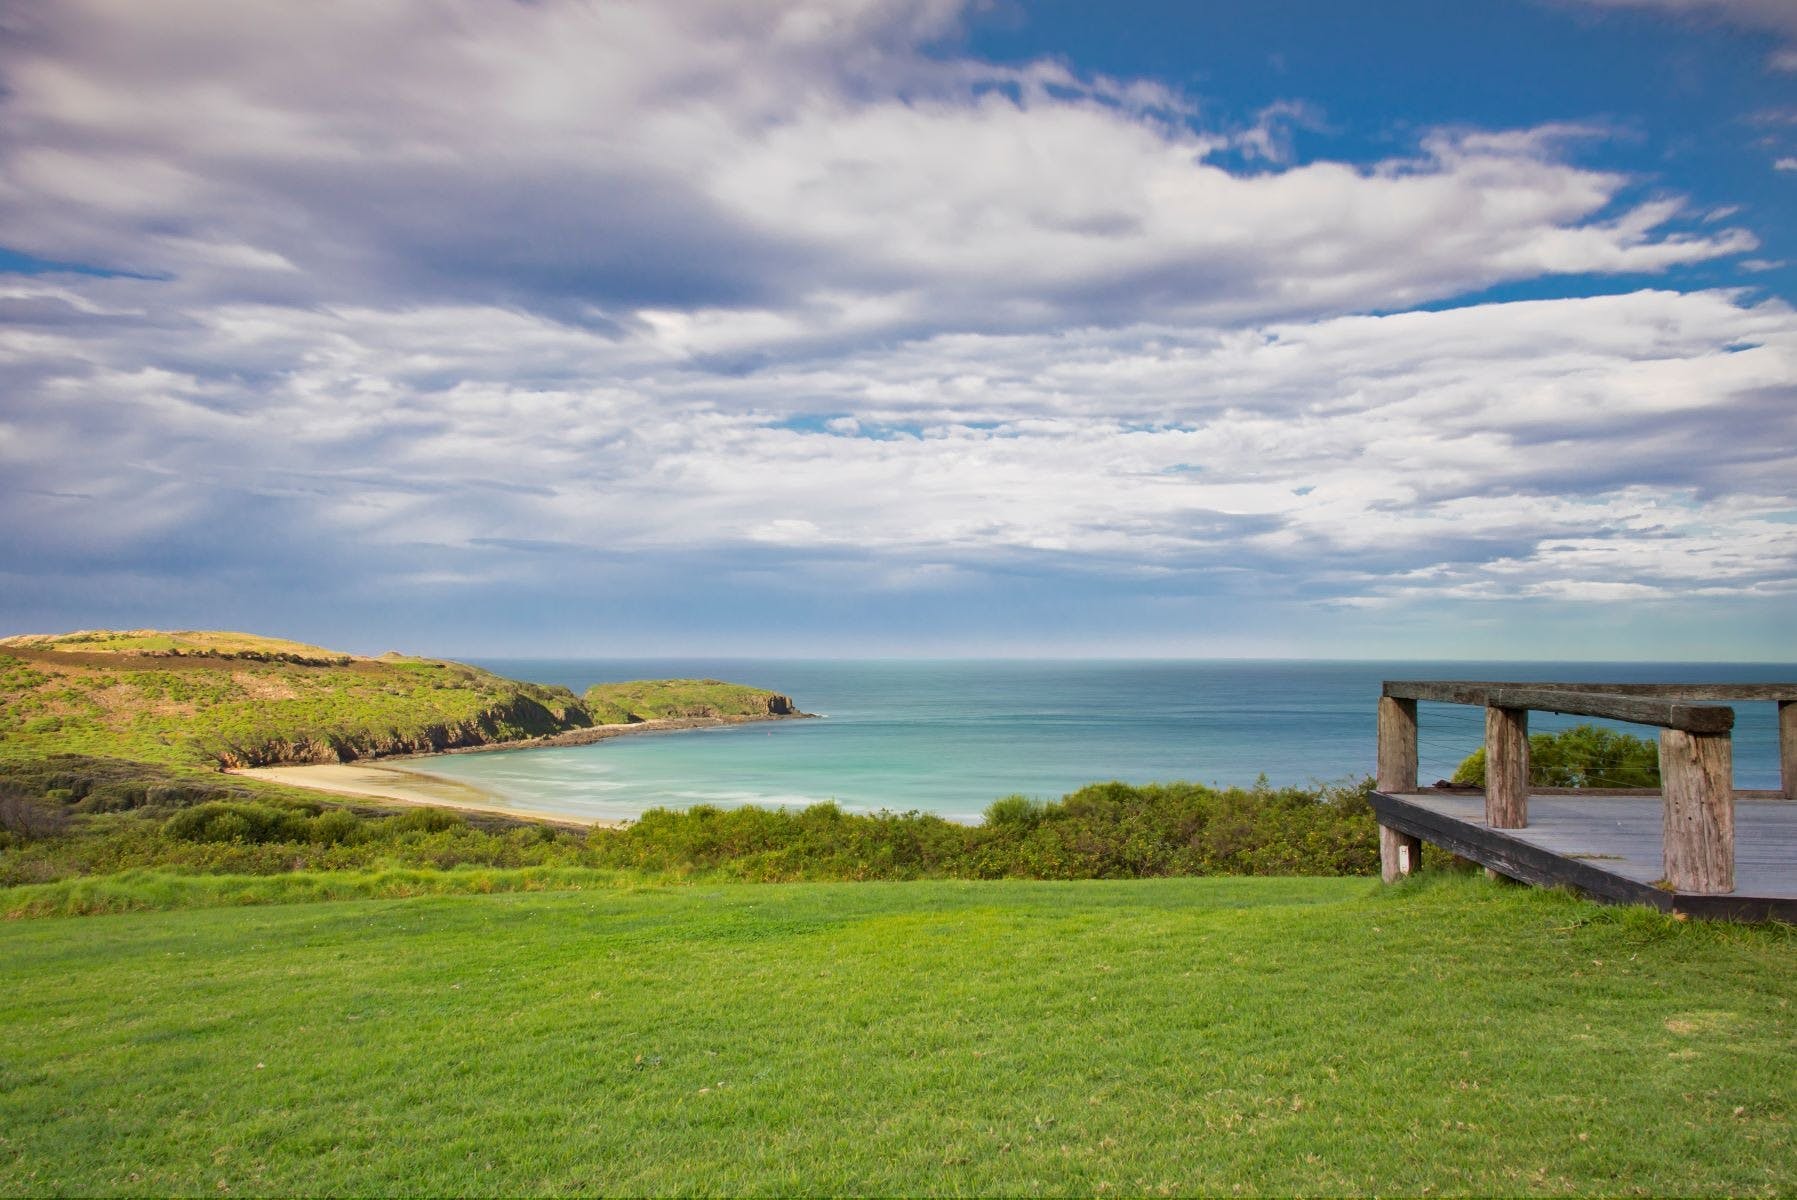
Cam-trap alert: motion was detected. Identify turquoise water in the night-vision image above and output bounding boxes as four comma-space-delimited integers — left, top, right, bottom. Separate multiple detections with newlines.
404, 660, 1794, 823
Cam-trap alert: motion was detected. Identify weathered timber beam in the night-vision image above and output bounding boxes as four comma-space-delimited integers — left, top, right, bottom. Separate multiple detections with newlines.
1384, 680, 1497, 705
1381, 681, 1734, 733
1538, 683, 1797, 702
1486, 688, 1733, 734
1385, 680, 1795, 708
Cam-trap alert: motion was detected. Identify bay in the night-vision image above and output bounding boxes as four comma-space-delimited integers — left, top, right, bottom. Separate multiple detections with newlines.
403, 660, 1795, 824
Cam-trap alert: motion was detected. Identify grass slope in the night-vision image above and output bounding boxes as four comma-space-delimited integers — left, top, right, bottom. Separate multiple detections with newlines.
0, 630, 791, 771
1, 874, 1791, 1197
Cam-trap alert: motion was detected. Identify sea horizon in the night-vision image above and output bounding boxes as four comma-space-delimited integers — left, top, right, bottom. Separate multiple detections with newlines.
385, 658, 1797, 825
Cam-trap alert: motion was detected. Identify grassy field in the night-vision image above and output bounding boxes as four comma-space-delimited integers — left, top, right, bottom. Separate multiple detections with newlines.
2, 873, 1791, 1196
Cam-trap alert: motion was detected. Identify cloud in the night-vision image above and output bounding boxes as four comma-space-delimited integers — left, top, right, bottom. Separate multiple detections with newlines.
4, 275, 1793, 616
1571, 0, 1797, 70
0, 0, 1756, 336
0, 0, 1792, 652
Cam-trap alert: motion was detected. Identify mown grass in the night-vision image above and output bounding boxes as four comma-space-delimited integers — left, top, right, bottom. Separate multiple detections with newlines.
0, 865, 658, 917
1, 873, 1791, 1197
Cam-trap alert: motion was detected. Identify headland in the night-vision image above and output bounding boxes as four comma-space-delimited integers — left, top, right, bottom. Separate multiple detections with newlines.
0, 628, 811, 776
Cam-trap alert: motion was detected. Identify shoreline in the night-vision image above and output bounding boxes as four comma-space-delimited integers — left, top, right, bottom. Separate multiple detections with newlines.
420, 710, 814, 757
231, 712, 815, 826
230, 762, 623, 828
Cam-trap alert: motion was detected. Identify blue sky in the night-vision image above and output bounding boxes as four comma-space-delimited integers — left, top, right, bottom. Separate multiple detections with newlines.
0, 0, 1793, 659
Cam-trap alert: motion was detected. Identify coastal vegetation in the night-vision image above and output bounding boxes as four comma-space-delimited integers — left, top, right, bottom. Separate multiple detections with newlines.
1, 629, 1380, 899
1451, 723, 1662, 789
1, 754, 1379, 905
2, 873, 1791, 1196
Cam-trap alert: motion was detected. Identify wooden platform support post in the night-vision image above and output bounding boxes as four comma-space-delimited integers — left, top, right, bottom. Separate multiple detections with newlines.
1660, 729, 1735, 895
1379, 824, 1423, 884
1484, 705, 1529, 829
1780, 700, 1796, 802
1376, 696, 1418, 793
1376, 696, 1423, 884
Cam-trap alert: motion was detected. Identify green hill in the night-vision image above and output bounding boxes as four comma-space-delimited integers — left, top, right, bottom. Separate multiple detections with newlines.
0, 629, 798, 771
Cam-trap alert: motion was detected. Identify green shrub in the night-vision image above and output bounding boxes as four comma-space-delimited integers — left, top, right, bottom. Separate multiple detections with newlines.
1452, 723, 1661, 788
586, 778, 1379, 882
984, 794, 1046, 828
386, 806, 466, 835
308, 808, 367, 847
164, 802, 313, 845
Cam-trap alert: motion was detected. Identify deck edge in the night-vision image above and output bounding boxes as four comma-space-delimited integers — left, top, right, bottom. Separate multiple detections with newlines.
1369, 791, 1797, 923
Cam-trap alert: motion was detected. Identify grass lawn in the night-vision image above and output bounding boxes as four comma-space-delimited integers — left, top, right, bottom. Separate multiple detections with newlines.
1, 873, 1792, 1196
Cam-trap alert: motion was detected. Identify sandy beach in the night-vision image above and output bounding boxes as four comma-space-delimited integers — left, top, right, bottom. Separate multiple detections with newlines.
230, 714, 813, 827
230, 762, 622, 828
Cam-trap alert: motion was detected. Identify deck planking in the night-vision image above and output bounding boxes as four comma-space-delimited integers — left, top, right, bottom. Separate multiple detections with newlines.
1371, 788, 1797, 922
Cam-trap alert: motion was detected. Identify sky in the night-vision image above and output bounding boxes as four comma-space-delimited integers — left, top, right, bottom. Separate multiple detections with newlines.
1, 0, 1794, 661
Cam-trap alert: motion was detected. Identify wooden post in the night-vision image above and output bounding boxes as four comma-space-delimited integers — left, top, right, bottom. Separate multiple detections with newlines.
1780, 701, 1796, 802
1379, 824, 1423, 884
1376, 696, 1418, 793
1660, 729, 1735, 895
1484, 705, 1529, 829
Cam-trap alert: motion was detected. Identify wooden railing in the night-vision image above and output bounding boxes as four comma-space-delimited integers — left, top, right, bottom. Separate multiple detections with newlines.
1375, 681, 1797, 895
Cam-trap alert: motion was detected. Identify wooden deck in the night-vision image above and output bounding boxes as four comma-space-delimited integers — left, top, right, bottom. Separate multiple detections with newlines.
1371, 787, 1797, 923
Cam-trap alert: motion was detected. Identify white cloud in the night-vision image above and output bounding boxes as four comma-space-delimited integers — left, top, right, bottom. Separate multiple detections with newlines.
4, 275, 1793, 611
0, 0, 1756, 335
0, 0, 1792, 650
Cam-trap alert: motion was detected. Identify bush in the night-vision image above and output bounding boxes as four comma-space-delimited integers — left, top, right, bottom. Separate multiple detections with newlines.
308, 808, 367, 847
5, 751, 1385, 884
385, 806, 466, 835
164, 802, 313, 845
0, 791, 71, 841
983, 794, 1046, 829
1452, 723, 1661, 788
587, 778, 1380, 881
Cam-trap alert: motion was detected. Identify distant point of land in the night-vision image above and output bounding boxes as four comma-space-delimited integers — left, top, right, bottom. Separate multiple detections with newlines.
0, 627, 809, 773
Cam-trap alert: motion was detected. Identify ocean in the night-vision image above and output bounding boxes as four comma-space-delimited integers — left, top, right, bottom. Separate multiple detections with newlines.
403, 660, 1794, 824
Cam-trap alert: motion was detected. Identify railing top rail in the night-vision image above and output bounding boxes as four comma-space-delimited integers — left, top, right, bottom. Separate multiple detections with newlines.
1383, 681, 1797, 702
1379, 680, 1785, 734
